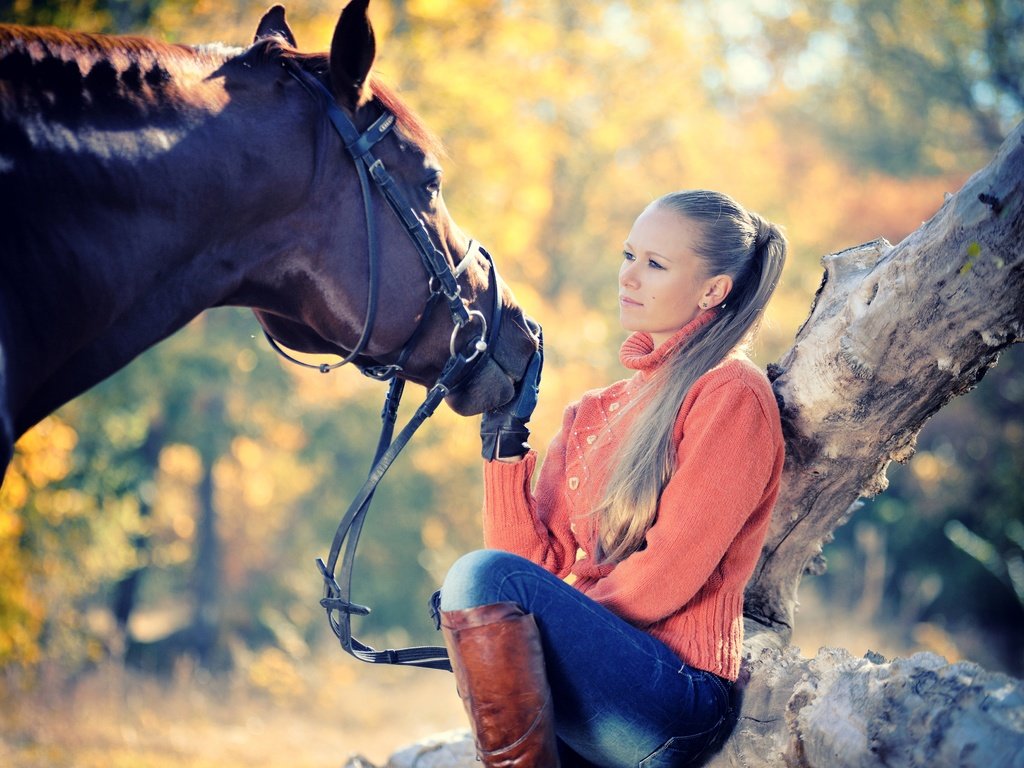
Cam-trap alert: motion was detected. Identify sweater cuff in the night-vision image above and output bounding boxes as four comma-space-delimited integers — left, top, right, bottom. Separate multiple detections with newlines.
483, 450, 537, 525
482, 450, 545, 554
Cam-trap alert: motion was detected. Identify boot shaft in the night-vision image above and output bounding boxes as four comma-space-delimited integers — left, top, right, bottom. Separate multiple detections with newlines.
441, 603, 560, 768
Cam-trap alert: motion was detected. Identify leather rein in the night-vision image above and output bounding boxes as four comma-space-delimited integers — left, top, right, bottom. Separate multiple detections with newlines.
263, 62, 507, 671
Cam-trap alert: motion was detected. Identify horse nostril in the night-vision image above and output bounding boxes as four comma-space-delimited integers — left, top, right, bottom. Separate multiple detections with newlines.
525, 317, 542, 339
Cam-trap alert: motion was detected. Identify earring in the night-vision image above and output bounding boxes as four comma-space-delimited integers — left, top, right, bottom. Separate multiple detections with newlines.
700, 301, 708, 309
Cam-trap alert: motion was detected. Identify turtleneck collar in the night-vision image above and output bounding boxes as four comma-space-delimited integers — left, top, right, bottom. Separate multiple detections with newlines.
619, 310, 717, 373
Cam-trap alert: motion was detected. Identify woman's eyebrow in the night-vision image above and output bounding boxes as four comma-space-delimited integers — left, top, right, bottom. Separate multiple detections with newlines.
625, 241, 675, 261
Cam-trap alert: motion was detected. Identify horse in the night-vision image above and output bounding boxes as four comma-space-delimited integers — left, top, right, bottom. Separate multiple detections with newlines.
0, 0, 540, 481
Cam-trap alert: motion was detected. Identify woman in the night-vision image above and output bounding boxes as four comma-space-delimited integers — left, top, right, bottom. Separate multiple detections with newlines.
438, 190, 787, 767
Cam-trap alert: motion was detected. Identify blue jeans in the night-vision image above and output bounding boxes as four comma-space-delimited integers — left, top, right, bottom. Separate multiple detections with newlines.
440, 550, 733, 768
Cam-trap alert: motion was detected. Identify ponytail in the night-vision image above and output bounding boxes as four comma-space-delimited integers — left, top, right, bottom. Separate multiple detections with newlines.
593, 191, 786, 564
722, 211, 786, 342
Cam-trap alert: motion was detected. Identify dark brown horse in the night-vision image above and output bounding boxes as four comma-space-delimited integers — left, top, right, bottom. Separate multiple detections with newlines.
0, 0, 539, 479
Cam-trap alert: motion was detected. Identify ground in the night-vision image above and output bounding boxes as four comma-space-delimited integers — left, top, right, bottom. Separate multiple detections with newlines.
0, 649, 466, 768
0, 585, 957, 768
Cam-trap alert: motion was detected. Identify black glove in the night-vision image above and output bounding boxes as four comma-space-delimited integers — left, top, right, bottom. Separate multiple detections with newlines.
480, 337, 543, 460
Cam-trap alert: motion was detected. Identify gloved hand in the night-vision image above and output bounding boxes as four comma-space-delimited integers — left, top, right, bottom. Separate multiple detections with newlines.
480, 335, 543, 460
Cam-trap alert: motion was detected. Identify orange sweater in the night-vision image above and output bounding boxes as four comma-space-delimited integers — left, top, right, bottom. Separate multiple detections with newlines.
482, 315, 784, 680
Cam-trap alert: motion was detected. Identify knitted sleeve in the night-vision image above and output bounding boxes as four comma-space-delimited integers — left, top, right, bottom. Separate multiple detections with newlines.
585, 375, 782, 624
481, 405, 577, 576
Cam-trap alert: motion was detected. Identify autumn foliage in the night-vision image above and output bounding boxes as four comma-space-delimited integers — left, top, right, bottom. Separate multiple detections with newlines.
1, 0, 1021, 685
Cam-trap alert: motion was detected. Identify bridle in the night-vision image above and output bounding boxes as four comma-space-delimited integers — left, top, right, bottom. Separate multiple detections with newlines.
263, 61, 509, 671
265, 64, 498, 383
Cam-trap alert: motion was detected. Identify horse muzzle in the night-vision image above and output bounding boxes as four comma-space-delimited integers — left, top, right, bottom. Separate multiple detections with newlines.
445, 310, 541, 417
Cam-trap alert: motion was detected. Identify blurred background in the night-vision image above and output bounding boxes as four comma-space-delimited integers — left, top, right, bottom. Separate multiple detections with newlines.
1, 0, 1022, 765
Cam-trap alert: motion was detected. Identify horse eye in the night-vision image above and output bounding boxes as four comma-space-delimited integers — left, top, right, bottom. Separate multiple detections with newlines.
424, 173, 442, 199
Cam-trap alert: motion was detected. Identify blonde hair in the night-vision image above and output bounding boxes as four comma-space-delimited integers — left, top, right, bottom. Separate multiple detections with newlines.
594, 190, 787, 564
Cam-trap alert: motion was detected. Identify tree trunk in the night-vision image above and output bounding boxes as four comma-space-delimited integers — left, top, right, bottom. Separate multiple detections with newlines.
714, 116, 1024, 768
348, 121, 1024, 768
111, 419, 165, 635
190, 394, 227, 670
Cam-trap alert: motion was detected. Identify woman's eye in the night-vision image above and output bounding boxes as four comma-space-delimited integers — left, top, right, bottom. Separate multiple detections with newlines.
623, 251, 635, 262
648, 259, 665, 270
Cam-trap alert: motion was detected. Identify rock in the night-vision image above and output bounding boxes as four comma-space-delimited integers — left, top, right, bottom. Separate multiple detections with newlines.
385, 729, 475, 768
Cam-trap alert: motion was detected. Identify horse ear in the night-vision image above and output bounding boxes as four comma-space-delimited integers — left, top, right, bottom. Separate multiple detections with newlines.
329, 0, 376, 107
254, 4, 297, 47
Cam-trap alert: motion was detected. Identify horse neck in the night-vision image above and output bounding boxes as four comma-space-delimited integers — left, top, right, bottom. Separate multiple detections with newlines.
1, 28, 247, 289
0, 28, 324, 435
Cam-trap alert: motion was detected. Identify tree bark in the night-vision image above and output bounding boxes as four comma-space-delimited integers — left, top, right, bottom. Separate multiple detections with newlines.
347, 121, 1024, 768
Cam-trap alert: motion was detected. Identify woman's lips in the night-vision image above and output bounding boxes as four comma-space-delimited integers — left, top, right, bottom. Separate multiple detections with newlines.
619, 295, 642, 307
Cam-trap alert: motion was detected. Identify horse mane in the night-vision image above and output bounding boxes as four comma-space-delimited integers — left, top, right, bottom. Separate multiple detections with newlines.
0, 25, 445, 158
369, 77, 446, 160
0, 24, 204, 63
0, 24, 232, 122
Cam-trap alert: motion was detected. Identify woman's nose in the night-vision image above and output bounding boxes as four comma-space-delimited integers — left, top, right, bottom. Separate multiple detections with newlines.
620, 261, 639, 288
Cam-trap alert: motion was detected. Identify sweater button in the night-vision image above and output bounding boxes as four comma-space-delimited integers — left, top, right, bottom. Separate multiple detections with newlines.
568, 477, 579, 491
608, 402, 619, 412
586, 434, 597, 445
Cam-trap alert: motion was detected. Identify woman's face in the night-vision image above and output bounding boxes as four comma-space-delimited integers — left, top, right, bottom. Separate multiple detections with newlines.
618, 204, 718, 347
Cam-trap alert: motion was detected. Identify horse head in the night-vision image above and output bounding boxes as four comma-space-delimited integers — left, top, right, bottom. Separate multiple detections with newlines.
0, 0, 538, 481
245, 1, 540, 415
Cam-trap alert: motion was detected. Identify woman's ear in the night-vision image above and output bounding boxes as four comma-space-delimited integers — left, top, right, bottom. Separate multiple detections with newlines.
701, 275, 733, 308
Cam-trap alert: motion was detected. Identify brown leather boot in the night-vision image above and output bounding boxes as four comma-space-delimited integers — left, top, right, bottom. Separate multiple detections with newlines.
440, 602, 561, 768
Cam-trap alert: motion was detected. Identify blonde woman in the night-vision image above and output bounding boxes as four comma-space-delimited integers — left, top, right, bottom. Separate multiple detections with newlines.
439, 190, 787, 767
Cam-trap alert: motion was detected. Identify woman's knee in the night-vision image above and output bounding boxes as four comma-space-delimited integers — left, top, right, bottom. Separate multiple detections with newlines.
440, 549, 531, 611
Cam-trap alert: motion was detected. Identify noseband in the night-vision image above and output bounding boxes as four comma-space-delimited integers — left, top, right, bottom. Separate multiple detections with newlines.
264, 62, 510, 671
